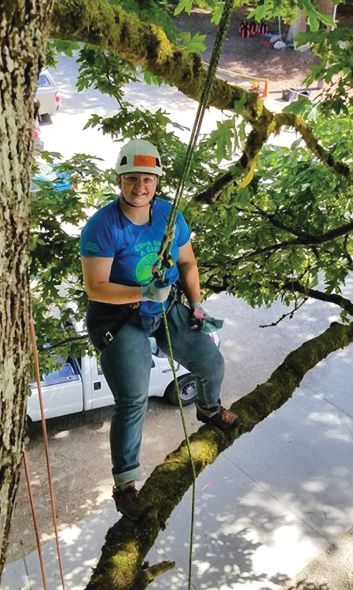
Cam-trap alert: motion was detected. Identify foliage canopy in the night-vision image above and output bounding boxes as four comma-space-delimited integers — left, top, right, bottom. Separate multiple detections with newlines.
31, 0, 353, 372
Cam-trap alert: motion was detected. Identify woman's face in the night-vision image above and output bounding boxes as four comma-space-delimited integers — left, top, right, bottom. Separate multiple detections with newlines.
118, 172, 158, 208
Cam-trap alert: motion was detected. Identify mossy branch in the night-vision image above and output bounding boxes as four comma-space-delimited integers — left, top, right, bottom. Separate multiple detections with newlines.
84, 321, 353, 590
50, 0, 261, 122
276, 112, 351, 179
51, 0, 350, 189
195, 127, 271, 203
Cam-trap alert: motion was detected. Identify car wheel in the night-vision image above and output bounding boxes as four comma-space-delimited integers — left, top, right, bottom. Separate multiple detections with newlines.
165, 374, 197, 407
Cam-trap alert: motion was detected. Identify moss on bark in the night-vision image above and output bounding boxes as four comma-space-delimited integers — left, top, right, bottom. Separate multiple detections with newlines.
50, 0, 264, 124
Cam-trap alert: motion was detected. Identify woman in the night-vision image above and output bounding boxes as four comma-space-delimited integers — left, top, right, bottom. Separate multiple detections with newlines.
80, 139, 238, 519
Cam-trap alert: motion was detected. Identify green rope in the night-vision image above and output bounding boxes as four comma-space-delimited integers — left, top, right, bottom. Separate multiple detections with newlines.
156, 0, 235, 272
161, 306, 196, 589
156, 3, 235, 588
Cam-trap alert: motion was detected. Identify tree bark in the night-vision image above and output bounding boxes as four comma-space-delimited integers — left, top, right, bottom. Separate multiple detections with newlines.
287, 10, 307, 44
0, 0, 54, 578
85, 321, 353, 590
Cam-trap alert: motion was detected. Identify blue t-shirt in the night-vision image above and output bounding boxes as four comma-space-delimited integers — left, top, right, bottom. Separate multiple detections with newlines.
80, 198, 191, 315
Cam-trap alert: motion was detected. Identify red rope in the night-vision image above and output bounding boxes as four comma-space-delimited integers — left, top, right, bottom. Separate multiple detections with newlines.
29, 316, 66, 590
23, 452, 48, 590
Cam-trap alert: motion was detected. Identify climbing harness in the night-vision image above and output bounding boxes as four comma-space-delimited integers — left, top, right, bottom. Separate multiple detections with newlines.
154, 2, 235, 588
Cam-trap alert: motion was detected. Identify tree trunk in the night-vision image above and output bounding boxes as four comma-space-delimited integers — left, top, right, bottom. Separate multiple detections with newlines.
0, 0, 54, 578
287, 10, 307, 43
287, 0, 336, 44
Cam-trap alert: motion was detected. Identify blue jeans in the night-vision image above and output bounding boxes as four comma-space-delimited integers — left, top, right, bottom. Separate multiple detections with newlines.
100, 302, 224, 486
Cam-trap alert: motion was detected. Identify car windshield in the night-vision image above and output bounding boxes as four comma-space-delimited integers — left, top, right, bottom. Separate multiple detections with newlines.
30, 357, 79, 387
38, 73, 52, 87
43, 361, 78, 385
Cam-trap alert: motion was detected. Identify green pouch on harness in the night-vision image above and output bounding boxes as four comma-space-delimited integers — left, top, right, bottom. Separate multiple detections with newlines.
189, 303, 224, 333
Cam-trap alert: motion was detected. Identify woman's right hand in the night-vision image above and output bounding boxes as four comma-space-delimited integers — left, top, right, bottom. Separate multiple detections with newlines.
141, 279, 171, 302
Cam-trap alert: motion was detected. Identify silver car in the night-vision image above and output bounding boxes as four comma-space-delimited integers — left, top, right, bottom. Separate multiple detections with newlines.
35, 69, 61, 117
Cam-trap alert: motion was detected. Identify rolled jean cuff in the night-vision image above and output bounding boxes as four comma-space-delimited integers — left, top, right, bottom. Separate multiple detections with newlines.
113, 466, 142, 487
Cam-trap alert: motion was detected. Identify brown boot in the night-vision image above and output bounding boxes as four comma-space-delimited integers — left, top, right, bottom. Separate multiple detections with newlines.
197, 406, 239, 430
112, 483, 153, 520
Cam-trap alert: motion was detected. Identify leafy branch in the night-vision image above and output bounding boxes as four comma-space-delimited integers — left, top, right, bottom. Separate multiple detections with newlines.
281, 280, 353, 317
259, 298, 308, 328
51, 0, 351, 196
226, 218, 353, 264
194, 119, 351, 204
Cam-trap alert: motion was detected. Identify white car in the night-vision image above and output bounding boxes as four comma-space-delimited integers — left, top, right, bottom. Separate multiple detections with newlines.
27, 333, 220, 422
35, 69, 61, 117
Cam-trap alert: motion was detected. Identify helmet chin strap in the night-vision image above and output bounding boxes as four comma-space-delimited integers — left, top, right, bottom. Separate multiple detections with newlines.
119, 195, 155, 224
120, 194, 153, 208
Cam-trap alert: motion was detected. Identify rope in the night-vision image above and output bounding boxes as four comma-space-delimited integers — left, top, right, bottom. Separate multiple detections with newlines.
30, 316, 66, 590
23, 452, 48, 590
155, 2, 235, 588
155, 0, 235, 275
161, 306, 197, 588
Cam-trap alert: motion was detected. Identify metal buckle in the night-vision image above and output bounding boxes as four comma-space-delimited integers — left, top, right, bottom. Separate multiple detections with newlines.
105, 331, 114, 343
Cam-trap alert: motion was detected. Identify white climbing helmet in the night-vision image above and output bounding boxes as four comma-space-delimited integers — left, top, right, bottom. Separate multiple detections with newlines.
115, 139, 163, 176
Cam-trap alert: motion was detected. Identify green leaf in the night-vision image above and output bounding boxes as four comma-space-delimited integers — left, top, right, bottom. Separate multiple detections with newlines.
179, 31, 207, 54
210, 2, 224, 25
317, 12, 334, 27
283, 97, 312, 116
174, 0, 193, 16
143, 70, 165, 86
307, 12, 319, 32
52, 39, 80, 56
236, 188, 250, 207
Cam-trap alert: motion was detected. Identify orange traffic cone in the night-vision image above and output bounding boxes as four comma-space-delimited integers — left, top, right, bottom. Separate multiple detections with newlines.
263, 79, 269, 97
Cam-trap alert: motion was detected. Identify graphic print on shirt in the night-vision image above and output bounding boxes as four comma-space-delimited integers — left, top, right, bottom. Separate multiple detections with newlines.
134, 240, 161, 285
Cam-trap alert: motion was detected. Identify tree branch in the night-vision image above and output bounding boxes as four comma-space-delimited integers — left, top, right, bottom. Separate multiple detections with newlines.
343, 234, 353, 265
51, 0, 261, 122
134, 561, 175, 590
85, 321, 353, 589
223, 218, 353, 265
259, 298, 308, 328
282, 280, 353, 316
39, 333, 88, 352
275, 112, 351, 179
194, 128, 270, 203
251, 204, 312, 239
